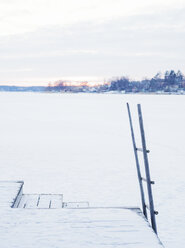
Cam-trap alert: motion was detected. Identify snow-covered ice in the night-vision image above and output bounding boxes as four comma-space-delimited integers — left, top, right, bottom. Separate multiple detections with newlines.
0, 92, 184, 247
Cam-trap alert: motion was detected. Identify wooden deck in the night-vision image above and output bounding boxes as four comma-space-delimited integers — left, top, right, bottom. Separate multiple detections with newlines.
0, 181, 164, 247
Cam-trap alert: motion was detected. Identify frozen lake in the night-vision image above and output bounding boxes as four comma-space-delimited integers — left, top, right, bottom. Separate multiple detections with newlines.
0, 92, 184, 247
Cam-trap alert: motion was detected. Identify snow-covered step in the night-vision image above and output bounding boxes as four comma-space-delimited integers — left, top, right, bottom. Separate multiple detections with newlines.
0, 181, 24, 208
17, 194, 63, 209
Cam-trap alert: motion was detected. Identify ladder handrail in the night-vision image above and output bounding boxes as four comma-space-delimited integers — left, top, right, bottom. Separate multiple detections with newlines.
127, 103, 158, 234
137, 104, 157, 234
127, 103, 147, 219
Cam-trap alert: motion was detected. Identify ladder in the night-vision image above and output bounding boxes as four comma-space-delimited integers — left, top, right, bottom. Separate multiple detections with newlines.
127, 103, 158, 234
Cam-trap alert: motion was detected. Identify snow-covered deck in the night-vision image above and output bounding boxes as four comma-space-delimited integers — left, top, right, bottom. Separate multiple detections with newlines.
0, 181, 164, 248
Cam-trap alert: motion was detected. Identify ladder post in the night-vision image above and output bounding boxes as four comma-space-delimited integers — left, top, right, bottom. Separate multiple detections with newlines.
126, 103, 147, 219
137, 104, 157, 234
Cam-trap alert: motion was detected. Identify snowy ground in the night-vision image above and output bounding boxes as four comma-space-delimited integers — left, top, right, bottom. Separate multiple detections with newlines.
0, 92, 184, 247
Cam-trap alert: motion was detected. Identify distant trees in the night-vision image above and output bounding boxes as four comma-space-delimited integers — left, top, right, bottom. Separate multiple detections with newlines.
109, 70, 185, 93
46, 81, 66, 92
110, 77, 130, 91
46, 70, 185, 93
164, 70, 183, 86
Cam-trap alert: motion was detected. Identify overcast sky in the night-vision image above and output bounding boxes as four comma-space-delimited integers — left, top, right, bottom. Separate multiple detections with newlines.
0, 0, 185, 85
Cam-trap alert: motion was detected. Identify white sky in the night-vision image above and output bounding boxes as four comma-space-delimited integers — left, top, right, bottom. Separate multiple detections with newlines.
0, 0, 185, 85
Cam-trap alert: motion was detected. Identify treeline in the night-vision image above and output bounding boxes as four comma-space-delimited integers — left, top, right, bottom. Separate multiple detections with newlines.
46, 70, 185, 93
109, 70, 185, 93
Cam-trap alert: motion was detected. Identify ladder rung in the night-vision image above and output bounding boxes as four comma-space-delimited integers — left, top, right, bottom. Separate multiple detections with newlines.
145, 204, 158, 215
141, 177, 155, 184
136, 148, 150, 153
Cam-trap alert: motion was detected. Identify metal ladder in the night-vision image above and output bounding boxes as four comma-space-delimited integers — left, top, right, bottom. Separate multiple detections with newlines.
127, 103, 158, 234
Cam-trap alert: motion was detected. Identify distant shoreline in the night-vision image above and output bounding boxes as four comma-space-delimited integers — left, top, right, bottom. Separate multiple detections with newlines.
0, 86, 185, 95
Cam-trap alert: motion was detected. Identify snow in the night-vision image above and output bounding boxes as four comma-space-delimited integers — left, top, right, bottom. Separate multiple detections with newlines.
0, 92, 184, 247
0, 207, 163, 248
0, 183, 163, 248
